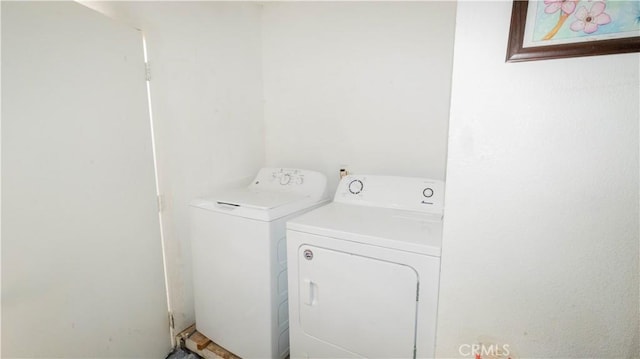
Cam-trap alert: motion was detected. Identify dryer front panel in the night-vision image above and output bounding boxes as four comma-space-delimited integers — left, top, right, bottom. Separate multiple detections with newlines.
297, 244, 419, 358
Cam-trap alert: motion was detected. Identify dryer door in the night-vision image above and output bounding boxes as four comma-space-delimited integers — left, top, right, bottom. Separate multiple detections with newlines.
298, 244, 418, 358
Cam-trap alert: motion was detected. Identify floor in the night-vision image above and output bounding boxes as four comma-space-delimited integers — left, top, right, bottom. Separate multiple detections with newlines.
166, 347, 199, 359
174, 324, 241, 359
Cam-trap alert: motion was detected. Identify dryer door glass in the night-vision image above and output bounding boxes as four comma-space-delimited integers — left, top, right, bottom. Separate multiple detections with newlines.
298, 245, 418, 358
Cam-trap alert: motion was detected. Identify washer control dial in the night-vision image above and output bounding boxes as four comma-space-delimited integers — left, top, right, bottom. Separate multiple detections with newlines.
348, 179, 364, 194
280, 174, 291, 185
423, 187, 434, 198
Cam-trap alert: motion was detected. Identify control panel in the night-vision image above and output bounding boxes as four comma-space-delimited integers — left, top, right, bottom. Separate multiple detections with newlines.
248, 168, 328, 200
334, 175, 445, 215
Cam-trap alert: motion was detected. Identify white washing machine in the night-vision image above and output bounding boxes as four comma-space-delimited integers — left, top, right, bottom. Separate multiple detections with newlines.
190, 168, 329, 359
286, 175, 444, 359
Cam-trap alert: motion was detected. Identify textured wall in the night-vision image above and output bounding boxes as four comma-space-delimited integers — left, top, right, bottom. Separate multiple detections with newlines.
437, 2, 639, 358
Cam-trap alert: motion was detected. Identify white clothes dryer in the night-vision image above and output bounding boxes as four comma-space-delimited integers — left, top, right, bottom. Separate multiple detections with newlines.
286, 175, 444, 359
190, 168, 329, 359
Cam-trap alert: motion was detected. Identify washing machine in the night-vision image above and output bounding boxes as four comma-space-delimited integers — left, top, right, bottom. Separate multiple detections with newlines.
286, 175, 444, 359
190, 168, 329, 359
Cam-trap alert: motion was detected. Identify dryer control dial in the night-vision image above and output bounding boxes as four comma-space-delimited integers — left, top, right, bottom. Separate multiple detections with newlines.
348, 179, 364, 194
423, 187, 434, 198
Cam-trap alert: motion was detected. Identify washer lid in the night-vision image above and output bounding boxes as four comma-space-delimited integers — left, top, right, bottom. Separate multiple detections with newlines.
190, 189, 327, 221
287, 202, 442, 257
213, 188, 305, 210
190, 167, 330, 221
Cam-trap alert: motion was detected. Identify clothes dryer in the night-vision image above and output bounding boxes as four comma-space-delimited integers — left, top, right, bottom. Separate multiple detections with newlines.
286, 175, 444, 358
190, 168, 328, 359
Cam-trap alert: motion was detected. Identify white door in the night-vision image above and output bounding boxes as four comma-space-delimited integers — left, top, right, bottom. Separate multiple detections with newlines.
2, 2, 170, 358
298, 245, 419, 358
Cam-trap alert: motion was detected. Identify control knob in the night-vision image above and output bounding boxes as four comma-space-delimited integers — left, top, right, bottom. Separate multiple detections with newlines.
280, 174, 291, 185
348, 179, 363, 194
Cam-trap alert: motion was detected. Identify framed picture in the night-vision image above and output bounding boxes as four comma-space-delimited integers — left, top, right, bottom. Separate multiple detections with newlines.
506, 0, 640, 62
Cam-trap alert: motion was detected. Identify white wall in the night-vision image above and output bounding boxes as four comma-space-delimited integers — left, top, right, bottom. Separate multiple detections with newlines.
437, 2, 639, 358
80, 1, 265, 333
262, 2, 456, 191
2, 2, 170, 357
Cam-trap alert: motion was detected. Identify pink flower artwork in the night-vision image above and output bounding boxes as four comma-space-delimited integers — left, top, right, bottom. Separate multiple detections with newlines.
544, 0, 578, 15
570, 1, 612, 34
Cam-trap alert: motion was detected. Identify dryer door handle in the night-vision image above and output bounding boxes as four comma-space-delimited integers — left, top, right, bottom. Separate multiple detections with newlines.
302, 279, 318, 306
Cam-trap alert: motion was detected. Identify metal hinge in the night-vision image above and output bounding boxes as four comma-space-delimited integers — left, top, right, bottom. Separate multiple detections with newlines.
145, 62, 151, 81
168, 312, 175, 329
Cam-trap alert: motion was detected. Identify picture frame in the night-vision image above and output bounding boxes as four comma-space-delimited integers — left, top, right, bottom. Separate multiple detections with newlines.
506, 0, 640, 63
